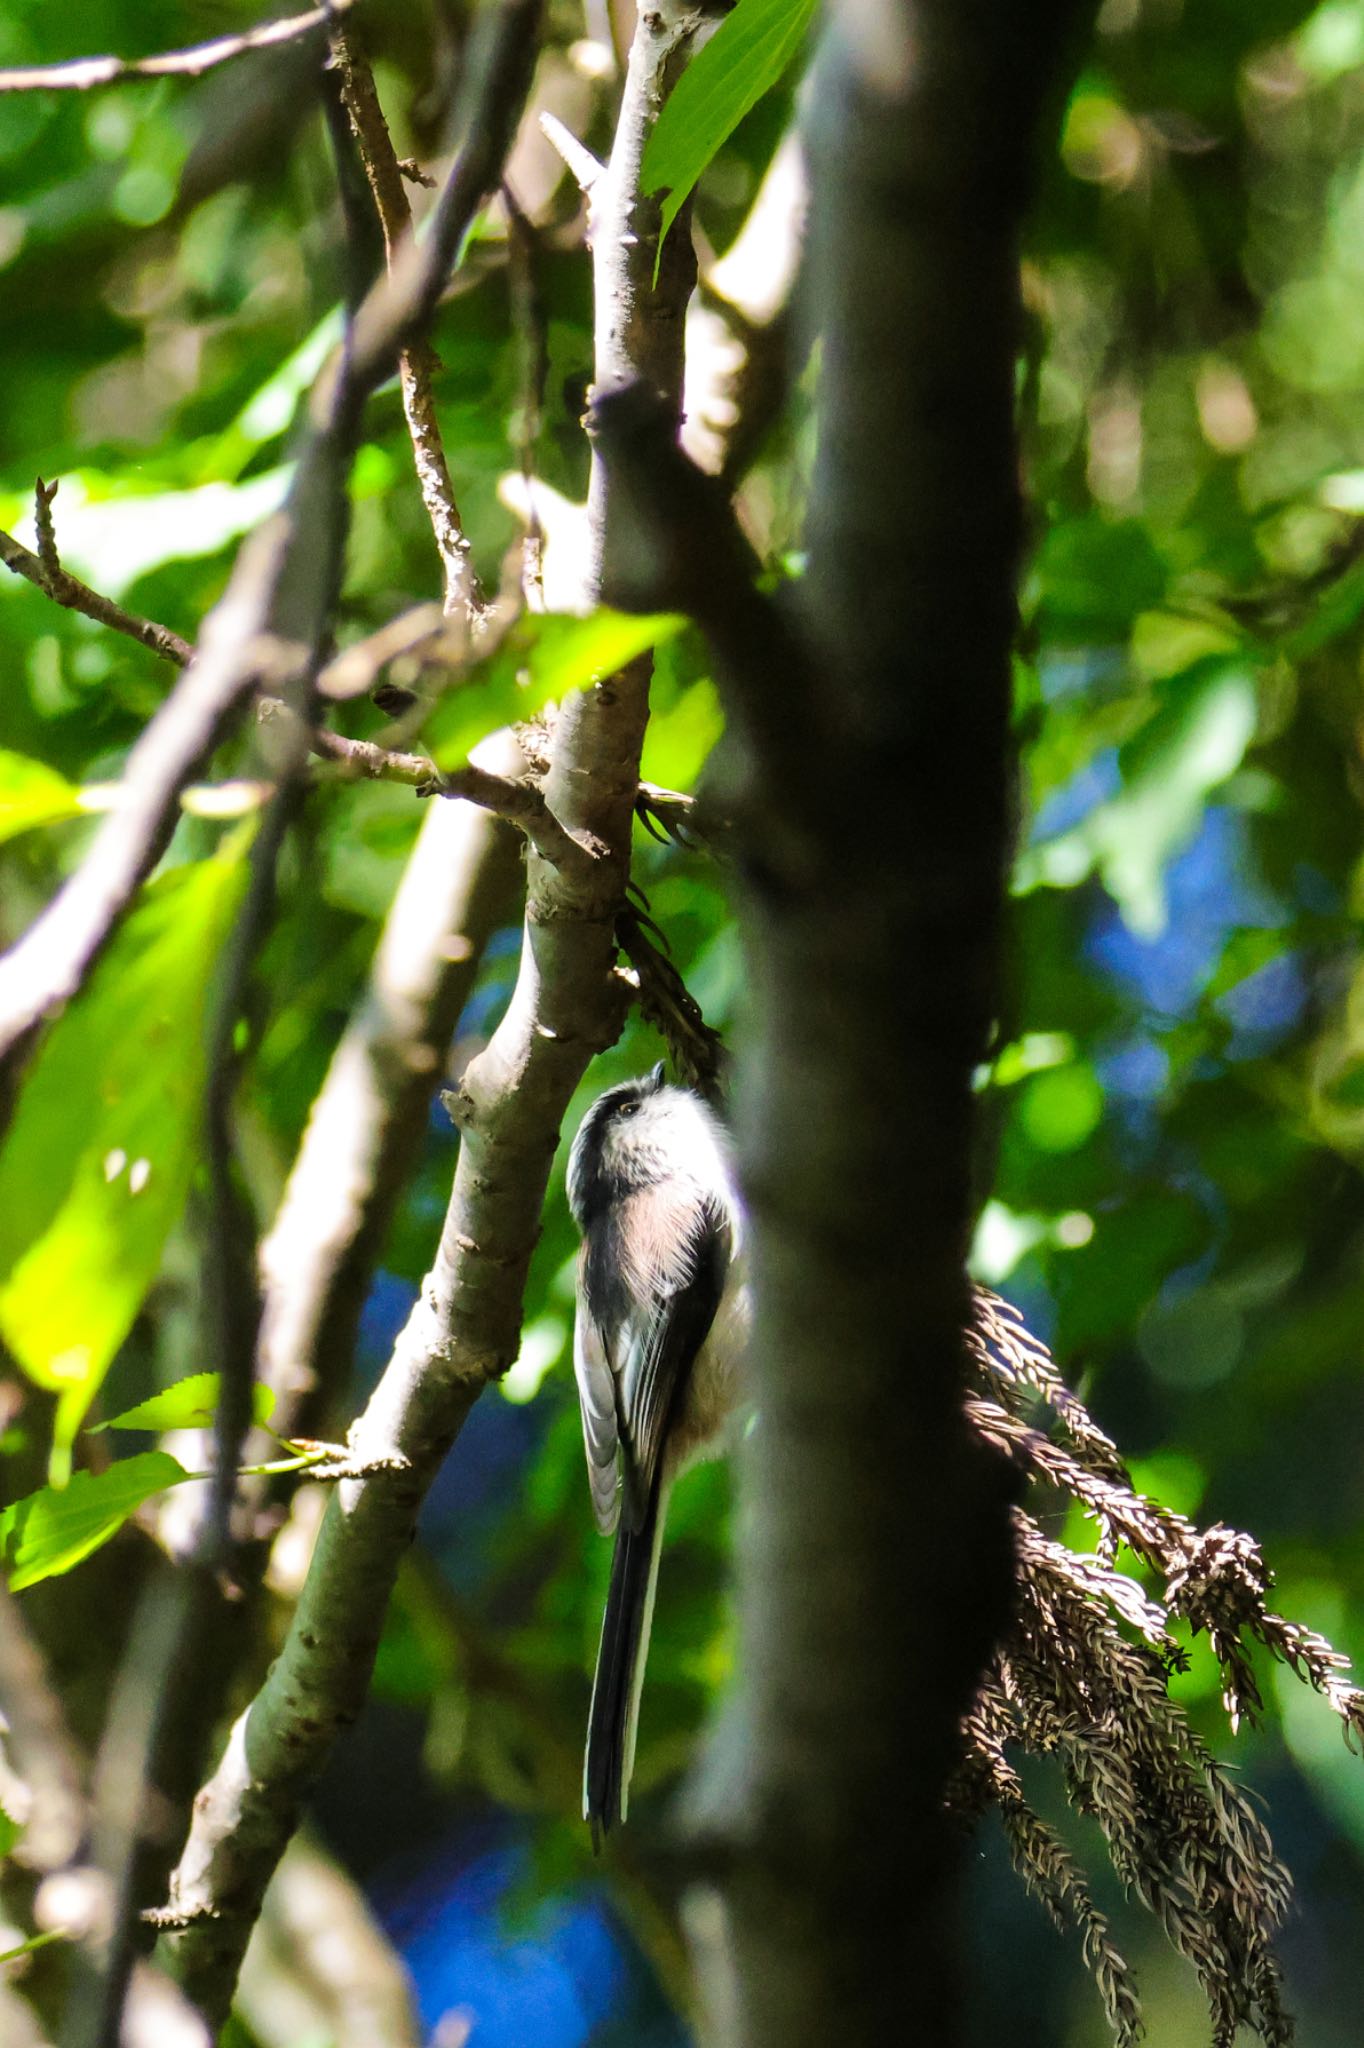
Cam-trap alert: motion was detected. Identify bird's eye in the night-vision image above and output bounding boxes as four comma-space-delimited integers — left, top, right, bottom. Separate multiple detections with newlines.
618, 1101, 638, 1118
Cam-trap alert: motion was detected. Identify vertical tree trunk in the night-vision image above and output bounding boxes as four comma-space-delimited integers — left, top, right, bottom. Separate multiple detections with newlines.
683, 3, 1089, 2041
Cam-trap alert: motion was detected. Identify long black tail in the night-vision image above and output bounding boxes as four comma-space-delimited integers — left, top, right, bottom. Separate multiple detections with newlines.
585, 1486, 665, 1846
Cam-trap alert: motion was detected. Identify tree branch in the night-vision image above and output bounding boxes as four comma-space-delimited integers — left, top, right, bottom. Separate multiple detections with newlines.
0, 488, 193, 666
0, 0, 544, 1109
253, 730, 524, 1447
156, 0, 705, 2018
0, 4, 350, 94
329, 21, 484, 617
235, 1832, 421, 2048
631, 3, 1092, 2043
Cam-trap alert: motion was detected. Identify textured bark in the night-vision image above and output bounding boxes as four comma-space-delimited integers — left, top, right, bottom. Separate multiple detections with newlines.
677, 3, 1090, 2043
157, 4, 704, 2024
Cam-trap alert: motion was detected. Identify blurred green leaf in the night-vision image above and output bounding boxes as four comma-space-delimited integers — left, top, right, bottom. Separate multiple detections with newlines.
0, 844, 247, 1472
641, 0, 816, 248
1031, 518, 1167, 642
1019, 1063, 1106, 1151
0, 749, 84, 843
1019, 660, 1259, 932
0, 468, 290, 599
0, 1451, 190, 1591
92, 1371, 275, 1435
425, 609, 683, 768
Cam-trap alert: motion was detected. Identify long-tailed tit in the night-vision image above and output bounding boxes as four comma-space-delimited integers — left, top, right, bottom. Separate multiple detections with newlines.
567, 1065, 748, 1840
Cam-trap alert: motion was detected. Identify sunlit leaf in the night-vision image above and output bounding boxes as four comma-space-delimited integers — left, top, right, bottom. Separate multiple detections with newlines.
1017, 660, 1259, 934
92, 1371, 276, 1435
0, 750, 84, 844
0, 1451, 190, 1591
0, 844, 247, 1472
0, 469, 291, 599
641, 0, 817, 249
424, 609, 683, 769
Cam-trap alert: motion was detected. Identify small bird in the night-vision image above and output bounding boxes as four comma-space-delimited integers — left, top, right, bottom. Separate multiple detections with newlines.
567, 1065, 748, 1840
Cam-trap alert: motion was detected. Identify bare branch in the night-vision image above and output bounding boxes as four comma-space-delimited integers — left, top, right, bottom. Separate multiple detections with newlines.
0, 514, 304, 1102
0, 0, 544, 1103
538, 110, 604, 195
157, 0, 705, 2015
0, 489, 193, 667
0, 4, 349, 94
329, 21, 483, 617
259, 698, 590, 866
315, 603, 446, 700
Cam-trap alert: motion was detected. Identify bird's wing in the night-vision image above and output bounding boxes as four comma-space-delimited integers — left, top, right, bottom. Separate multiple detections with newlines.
613, 1182, 730, 1526
574, 1295, 622, 1536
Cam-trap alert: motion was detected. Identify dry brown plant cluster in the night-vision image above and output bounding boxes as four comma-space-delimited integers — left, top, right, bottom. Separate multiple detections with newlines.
955, 1292, 1364, 2046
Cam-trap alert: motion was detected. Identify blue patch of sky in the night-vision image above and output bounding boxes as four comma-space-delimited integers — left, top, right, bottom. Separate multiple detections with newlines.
1098, 1034, 1169, 1104
374, 1837, 686, 2048
1085, 806, 1289, 1021
355, 1265, 553, 1593
419, 1393, 547, 1593
1038, 646, 1127, 702
1218, 950, 1309, 1059
452, 920, 522, 1040
1029, 747, 1121, 841
358, 1269, 418, 1373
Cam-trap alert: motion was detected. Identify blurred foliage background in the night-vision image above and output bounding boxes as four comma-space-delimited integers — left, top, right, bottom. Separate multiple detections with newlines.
5, 0, 1364, 2043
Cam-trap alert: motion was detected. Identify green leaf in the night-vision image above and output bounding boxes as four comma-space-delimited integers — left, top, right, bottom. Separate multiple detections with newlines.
92, 1372, 276, 1435
1017, 660, 1259, 935
641, 0, 817, 250
1030, 517, 1168, 642
0, 1451, 190, 1591
0, 845, 248, 1473
0, 469, 292, 601
424, 609, 683, 769
0, 750, 85, 845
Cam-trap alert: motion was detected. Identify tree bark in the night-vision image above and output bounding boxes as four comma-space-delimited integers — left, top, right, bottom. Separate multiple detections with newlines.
679, 3, 1090, 2042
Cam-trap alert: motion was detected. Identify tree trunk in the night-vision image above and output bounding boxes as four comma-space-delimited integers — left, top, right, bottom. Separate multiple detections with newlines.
682, 3, 1089, 2041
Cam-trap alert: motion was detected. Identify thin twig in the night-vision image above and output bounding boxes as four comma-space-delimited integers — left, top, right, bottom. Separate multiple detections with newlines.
0, 3, 349, 94
329, 20, 483, 617
0, 0, 542, 1100
315, 603, 446, 700
0, 492, 551, 850
503, 181, 551, 608
538, 110, 604, 196
0, 515, 301, 1104
0, 491, 193, 667
261, 697, 589, 866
